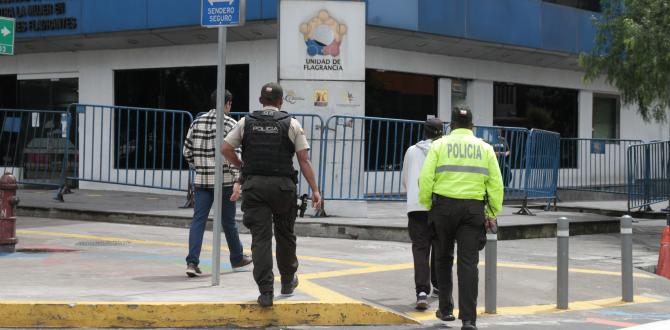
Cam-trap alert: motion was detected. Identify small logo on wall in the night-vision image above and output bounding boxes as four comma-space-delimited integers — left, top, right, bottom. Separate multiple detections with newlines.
336, 91, 360, 108
284, 90, 305, 104
301, 10, 345, 72
314, 89, 328, 107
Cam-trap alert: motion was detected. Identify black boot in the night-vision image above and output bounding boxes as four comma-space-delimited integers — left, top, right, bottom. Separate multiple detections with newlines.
461, 320, 477, 330
257, 292, 273, 307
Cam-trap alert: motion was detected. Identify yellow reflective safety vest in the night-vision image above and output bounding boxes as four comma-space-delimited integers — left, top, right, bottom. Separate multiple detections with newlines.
418, 128, 504, 217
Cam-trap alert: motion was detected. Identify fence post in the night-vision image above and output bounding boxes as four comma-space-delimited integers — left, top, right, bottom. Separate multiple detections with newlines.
485, 232, 497, 314
557, 216, 570, 309
621, 215, 634, 302
643, 145, 651, 210
55, 107, 74, 202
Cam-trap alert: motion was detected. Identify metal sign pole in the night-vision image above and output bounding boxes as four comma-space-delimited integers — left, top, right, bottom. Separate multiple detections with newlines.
212, 25, 227, 286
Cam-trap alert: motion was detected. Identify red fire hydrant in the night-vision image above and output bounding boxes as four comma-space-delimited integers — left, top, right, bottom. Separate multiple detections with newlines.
0, 172, 19, 253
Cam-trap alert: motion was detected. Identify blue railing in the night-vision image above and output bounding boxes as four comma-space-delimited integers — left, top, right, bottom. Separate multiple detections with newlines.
0, 105, 559, 210
64, 104, 194, 192
228, 112, 325, 197
319, 115, 559, 206
0, 108, 73, 189
474, 125, 530, 200
524, 129, 560, 202
320, 115, 426, 201
627, 141, 670, 211
559, 138, 643, 194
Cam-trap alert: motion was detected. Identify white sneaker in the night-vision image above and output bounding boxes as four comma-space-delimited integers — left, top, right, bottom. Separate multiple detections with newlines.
416, 291, 429, 310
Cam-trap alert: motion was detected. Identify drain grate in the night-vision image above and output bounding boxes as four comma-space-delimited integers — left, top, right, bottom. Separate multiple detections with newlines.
16, 248, 80, 253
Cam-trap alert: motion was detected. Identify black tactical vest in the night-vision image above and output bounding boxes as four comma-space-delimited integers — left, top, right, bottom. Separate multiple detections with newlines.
241, 110, 295, 177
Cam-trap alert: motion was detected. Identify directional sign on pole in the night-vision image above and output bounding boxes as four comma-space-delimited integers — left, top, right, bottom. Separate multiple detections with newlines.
201, 0, 245, 27
0, 17, 15, 56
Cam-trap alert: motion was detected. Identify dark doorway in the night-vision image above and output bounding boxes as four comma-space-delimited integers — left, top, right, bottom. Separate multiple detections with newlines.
114, 65, 250, 115
365, 69, 438, 171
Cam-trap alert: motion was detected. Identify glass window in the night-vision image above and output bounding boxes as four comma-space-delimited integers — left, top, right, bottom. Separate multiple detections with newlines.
114, 65, 249, 115
592, 95, 619, 139
17, 78, 78, 111
113, 65, 250, 170
0, 75, 17, 109
493, 82, 579, 168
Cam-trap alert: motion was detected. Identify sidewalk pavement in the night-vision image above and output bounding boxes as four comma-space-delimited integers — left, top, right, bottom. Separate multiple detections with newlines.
16, 188, 638, 242
1, 217, 669, 328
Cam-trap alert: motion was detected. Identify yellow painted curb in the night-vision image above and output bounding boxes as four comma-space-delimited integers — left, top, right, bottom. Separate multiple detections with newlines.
0, 301, 419, 328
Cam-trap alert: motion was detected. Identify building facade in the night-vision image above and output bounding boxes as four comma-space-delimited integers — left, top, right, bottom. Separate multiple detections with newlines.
0, 0, 666, 200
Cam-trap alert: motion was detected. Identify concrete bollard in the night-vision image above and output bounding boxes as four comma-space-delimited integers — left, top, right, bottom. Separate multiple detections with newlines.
485, 232, 497, 314
621, 215, 634, 302
557, 217, 570, 309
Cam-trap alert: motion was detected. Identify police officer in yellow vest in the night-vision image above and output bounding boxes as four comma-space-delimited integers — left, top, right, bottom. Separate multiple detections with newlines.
418, 105, 503, 330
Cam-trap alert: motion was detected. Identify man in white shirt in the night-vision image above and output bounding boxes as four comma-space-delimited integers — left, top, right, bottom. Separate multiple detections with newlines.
401, 118, 454, 319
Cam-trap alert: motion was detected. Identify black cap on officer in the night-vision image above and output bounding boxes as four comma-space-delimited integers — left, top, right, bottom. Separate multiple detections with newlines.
260, 82, 283, 105
423, 117, 444, 140
451, 104, 473, 129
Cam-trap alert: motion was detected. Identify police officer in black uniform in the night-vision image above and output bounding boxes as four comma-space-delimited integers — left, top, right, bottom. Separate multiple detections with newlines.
222, 82, 321, 307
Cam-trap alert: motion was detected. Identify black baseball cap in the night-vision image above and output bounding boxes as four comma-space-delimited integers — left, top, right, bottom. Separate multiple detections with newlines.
260, 82, 283, 103
451, 105, 473, 126
424, 117, 444, 132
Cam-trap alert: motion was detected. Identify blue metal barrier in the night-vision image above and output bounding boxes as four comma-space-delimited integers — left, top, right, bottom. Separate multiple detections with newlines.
229, 112, 325, 198
320, 115, 426, 201
524, 129, 560, 205
474, 126, 530, 200
627, 141, 670, 211
64, 104, 193, 192
559, 138, 643, 194
0, 108, 73, 189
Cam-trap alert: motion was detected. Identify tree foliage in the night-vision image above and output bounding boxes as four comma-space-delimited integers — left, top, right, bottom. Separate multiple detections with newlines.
580, 0, 670, 122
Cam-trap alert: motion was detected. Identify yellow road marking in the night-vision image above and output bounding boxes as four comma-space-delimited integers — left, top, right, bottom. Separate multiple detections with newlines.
408, 295, 661, 320
495, 261, 654, 279
298, 279, 355, 302
303, 263, 414, 280
16, 229, 381, 267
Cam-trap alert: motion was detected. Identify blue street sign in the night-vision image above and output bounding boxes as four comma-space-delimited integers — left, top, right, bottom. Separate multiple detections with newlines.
201, 0, 245, 27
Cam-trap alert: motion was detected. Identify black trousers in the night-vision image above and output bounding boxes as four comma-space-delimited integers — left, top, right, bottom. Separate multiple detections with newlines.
241, 175, 298, 294
408, 211, 450, 296
429, 195, 485, 322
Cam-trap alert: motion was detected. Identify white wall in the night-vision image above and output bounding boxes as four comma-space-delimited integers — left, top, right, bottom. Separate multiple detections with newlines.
466, 80, 494, 126
578, 91, 593, 139
437, 77, 451, 121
